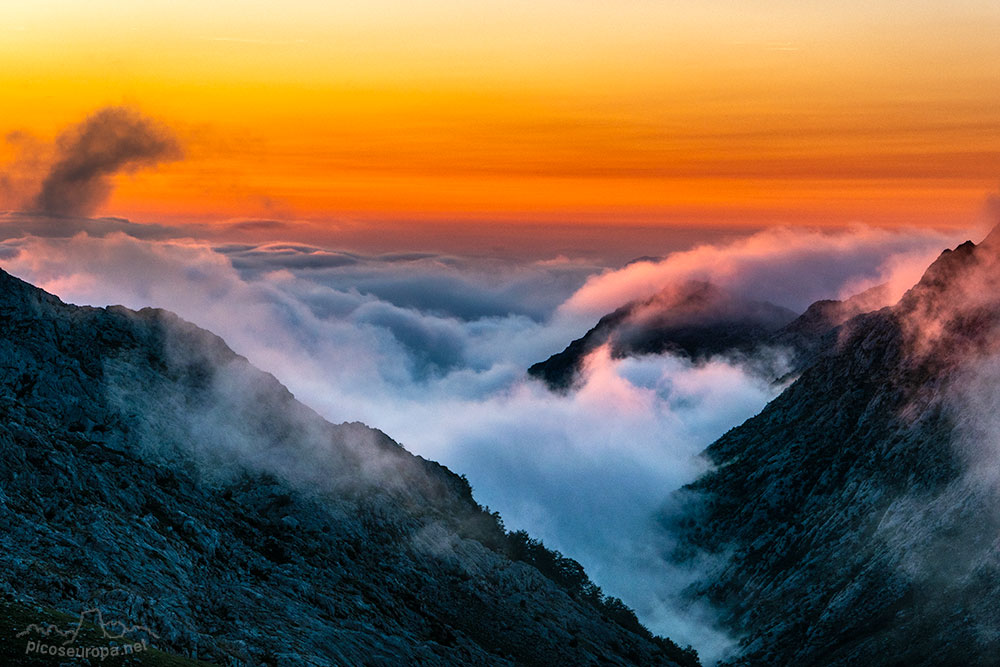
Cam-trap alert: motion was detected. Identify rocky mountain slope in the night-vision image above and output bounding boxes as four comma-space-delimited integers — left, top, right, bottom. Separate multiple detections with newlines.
528, 282, 797, 390
665, 231, 1000, 665
0, 268, 696, 666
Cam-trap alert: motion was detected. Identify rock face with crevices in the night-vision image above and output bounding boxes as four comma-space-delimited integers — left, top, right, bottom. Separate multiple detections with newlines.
0, 268, 692, 666
665, 232, 1000, 666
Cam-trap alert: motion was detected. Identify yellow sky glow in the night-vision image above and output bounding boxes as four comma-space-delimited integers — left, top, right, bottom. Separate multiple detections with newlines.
2, 1, 1000, 238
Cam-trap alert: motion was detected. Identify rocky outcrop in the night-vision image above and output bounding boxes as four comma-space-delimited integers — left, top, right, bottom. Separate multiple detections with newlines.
0, 268, 693, 666
665, 234, 1000, 665
528, 282, 796, 390
528, 279, 895, 392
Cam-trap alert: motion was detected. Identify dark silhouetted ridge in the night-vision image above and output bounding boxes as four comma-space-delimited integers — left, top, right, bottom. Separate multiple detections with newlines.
529, 281, 796, 390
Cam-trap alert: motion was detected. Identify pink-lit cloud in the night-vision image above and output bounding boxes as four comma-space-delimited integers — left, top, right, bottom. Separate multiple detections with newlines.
560, 226, 966, 323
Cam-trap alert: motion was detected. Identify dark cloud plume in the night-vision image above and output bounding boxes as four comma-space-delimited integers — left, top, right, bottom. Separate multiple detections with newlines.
32, 107, 182, 216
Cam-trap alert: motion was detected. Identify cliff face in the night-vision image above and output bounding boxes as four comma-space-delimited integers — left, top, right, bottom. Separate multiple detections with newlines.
0, 268, 690, 666
666, 235, 1000, 666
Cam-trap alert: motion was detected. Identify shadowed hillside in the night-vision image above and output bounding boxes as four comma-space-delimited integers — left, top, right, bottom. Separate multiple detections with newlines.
0, 268, 695, 666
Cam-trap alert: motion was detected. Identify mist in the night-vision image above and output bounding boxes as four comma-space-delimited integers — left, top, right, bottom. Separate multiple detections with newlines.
563, 225, 962, 321
0, 221, 972, 661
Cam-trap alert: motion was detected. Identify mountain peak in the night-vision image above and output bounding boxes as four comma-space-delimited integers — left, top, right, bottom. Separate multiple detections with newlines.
528, 280, 795, 390
892, 232, 1000, 324
978, 220, 1000, 250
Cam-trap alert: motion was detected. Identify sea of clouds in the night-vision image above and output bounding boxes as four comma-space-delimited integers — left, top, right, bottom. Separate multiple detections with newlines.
0, 106, 976, 661
0, 214, 966, 659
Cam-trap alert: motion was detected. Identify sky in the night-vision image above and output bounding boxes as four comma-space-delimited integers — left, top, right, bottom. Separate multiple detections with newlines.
2, 0, 1000, 255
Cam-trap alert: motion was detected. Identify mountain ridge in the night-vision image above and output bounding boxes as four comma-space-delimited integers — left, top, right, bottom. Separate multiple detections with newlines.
528, 281, 797, 390
529, 279, 895, 392
664, 232, 1000, 665
0, 266, 695, 666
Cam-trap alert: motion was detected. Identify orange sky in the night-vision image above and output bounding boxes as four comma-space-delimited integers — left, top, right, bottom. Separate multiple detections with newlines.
2, 1, 1000, 241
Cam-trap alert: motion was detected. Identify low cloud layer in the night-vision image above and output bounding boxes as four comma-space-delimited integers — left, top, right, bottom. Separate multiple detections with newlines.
0, 222, 972, 662
0, 211, 181, 241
